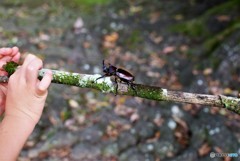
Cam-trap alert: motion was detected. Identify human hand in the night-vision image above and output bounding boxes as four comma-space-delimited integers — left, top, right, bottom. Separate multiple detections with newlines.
0, 47, 20, 115
5, 54, 52, 125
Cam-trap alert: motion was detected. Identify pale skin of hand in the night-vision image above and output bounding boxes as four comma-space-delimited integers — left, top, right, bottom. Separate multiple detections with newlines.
0, 47, 20, 115
0, 47, 52, 161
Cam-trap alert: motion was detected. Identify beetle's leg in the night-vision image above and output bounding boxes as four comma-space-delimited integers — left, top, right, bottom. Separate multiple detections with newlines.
132, 84, 137, 95
129, 82, 137, 95
96, 74, 107, 81
114, 76, 118, 96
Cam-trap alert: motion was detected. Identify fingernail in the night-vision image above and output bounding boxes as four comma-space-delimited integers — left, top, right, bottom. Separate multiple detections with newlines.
46, 70, 53, 79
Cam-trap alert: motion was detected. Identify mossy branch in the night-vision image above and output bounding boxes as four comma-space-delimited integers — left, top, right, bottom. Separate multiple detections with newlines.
1, 62, 240, 115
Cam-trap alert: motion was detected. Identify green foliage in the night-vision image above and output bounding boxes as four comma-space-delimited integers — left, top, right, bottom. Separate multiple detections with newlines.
170, 19, 208, 37
61, 108, 72, 121
170, 0, 240, 38
0, 0, 113, 13
170, 0, 240, 55
202, 0, 240, 16
220, 95, 240, 114
204, 22, 240, 54
124, 30, 143, 50
59, 0, 113, 13
72, 0, 111, 6
0, 0, 49, 7
3, 61, 19, 76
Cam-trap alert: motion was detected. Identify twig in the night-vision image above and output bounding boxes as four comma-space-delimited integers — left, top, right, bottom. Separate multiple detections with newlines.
1, 62, 240, 115
0, 76, 9, 83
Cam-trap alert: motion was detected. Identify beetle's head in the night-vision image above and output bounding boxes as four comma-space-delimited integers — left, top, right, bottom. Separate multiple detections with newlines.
102, 60, 117, 75
108, 65, 117, 74
103, 65, 109, 73
102, 60, 109, 73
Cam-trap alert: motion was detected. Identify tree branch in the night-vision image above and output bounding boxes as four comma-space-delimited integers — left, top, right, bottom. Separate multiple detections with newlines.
1, 62, 240, 115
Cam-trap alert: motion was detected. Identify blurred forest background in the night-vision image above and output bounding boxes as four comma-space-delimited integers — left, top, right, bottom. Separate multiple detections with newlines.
0, 0, 240, 161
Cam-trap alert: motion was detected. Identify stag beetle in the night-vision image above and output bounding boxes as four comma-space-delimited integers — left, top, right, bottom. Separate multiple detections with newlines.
96, 60, 136, 94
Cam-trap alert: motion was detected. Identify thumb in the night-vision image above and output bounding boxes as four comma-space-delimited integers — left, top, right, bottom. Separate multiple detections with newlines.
36, 70, 52, 96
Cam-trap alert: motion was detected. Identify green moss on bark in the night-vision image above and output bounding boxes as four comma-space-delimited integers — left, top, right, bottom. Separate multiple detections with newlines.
3, 61, 19, 76
220, 95, 240, 114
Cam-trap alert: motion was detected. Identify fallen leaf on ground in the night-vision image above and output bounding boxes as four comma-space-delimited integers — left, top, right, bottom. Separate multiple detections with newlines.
104, 32, 119, 43
162, 46, 176, 54
198, 142, 211, 157
173, 116, 190, 147
149, 11, 161, 24
216, 15, 230, 22
68, 99, 79, 108
130, 113, 139, 122
203, 68, 213, 75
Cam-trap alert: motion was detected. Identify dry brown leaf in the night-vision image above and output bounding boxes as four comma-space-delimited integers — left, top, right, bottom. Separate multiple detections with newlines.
104, 32, 119, 43
129, 5, 143, 14
174, 14, 184, 20
171, 82, 183, 90
114, 105, 136, 117
73, 17, 86, 34
150, 53, 166, 68
103, 32, 119, 49
223, 88, 233, 95
208, 79, 222, 95
37, 42, 47, 50
74, 17, 84, 29
183, 104, 202, 115
198, 143, 211, 157
39, 32, 50, 41
147, 131, 161, 143
153, 114, 164, 126
103, 41, 115, 49
106, 125, 119, 138
130, 113, 139, 122
214, 146, 223, 153
224, 157, 232, 161
149, 11, 161, 24
182, 104, 193, 112
105, 121, 131, 138
203, 68, 213, 75
68, 99, 79, 108
180, 45, 189, 52
173, 116, 190, 147
216, 15, 230, 22
192, 69, 200, 75
48, 115, 59, 125
210, 106, 220, 115
147, 71, 161, 78
77, 115, 86, 125
149, 32, 163, 44
48, 147, 71, 158
83, 41, 91, 48
162, 46, 176, 54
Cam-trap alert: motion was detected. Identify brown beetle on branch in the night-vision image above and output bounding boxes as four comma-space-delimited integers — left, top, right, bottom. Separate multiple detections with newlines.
96, 60, 136, 94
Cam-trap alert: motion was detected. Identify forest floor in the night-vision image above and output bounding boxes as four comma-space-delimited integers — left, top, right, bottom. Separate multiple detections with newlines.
0, 0, 240, 161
